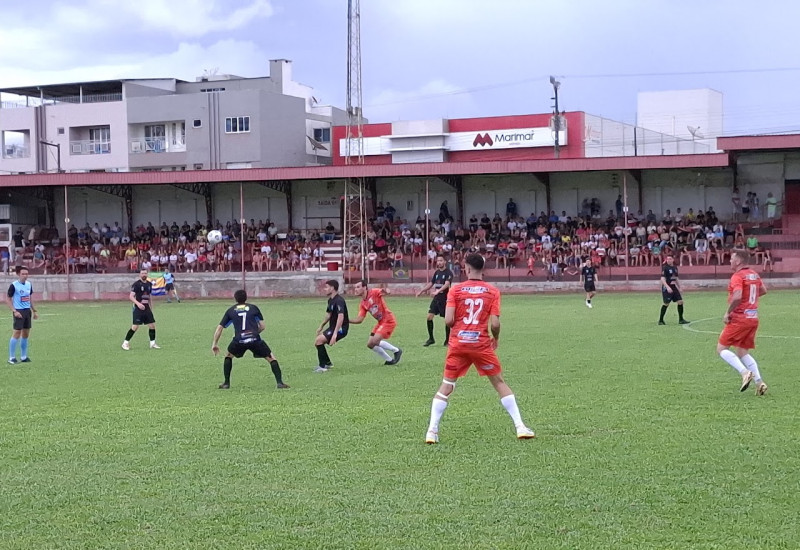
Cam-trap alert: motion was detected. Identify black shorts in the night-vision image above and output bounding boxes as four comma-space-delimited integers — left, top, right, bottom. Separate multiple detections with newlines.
662, 286, 683, 304
428, 295, 447, 317
227, 338, 272, 359
584, 282, 596, 293
322, 327, 348, 343
12, 309, 32, 330
132, 307, 156, 325
165, 283, 175, 291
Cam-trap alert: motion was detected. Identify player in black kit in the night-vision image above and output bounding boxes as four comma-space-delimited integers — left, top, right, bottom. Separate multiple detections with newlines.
416, 255, 453, 346
313, 279, 349, 372
211, 289, 289, 389
122, 268, 159, 350
581, 258, 598, 308
659, 255, 689, 325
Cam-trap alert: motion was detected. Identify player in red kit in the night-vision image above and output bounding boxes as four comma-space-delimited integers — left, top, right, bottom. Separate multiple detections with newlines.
716, 249, 768, 395
350, 280, 403, 365
424, 253, 535, 444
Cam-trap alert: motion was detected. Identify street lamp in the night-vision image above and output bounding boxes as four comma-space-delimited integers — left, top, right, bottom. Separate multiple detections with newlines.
39, 140, 61, 173
549, 76, 561, 159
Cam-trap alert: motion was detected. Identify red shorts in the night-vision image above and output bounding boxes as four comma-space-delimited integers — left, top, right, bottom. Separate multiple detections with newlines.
719, 318, 759, 349
444, 346, 502, 379
372, 320, 396, 339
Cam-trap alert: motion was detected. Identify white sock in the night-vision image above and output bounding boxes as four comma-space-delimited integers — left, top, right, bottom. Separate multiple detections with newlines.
719, 349, 747, 375
500, 394, 524, 427
428, 397, 448, 432
741, 354, 763, 383
379, 340, 399, 353
372, 346, 392, 361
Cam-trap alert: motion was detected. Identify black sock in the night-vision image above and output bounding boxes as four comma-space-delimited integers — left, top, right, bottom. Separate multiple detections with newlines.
316, 344, 331, 366
148, 328, 156, 341
223, 357, 233, 384
445, 325, 451, 343
659, 305, 668, 322
427, 319, 434, 340
587, 299, 592, 304
270, 359, 284, 385
678, 304, 685, 320
125, 329, 135, 341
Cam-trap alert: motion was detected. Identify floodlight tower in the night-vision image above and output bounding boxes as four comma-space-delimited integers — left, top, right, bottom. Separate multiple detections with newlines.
343, 0, 369, 280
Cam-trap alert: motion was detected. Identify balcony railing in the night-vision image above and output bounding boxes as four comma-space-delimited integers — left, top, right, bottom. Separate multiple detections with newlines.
129, 138, 183, 154
69, 140, 111, 155
2, 145, 29, 159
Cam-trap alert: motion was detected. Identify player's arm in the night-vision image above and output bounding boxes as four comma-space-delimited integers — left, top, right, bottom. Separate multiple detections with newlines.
29, 293, 38, 320
211, 325, 224, 355
490, 314, 501, 348
329, 313, 344, 345
6, 285, 16, 313
129, 290, 144, 309
349, 314, 366, 324
659, 276, 672, 292
318, 312, 331, 333
724, 288, 743, 323
416, 282, 432, 297
759, 280, 768, 297
444, 305, 456, 327
257, 320, 266, 333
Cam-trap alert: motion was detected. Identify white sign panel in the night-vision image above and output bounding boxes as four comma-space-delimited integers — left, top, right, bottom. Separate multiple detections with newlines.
447, 127, 566, 151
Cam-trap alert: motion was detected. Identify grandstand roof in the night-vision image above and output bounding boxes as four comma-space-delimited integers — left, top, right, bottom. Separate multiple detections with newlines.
717, 134, 800, 152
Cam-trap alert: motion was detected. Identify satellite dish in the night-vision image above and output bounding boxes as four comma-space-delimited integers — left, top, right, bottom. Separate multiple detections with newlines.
687, 125, 704, 139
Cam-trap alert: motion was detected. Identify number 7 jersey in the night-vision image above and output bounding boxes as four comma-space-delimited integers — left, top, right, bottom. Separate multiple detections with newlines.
446, 280, 501, 348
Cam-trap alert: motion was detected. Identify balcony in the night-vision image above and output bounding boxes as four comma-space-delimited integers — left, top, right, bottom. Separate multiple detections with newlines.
70, 140, 111, 155
3, 145, 29, 159
129, 137, 186, 154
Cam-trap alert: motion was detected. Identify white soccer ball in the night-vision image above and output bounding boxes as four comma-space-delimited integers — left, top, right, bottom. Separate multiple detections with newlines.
207, 230, 223, 245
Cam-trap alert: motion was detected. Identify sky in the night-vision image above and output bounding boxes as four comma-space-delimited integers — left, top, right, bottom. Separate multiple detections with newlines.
1, 0, 799, 137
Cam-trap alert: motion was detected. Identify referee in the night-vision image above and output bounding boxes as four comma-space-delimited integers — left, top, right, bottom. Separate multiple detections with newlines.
7, 266, 38, 364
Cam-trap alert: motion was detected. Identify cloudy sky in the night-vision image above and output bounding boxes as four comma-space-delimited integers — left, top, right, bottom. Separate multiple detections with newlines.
1, 0, 799, 136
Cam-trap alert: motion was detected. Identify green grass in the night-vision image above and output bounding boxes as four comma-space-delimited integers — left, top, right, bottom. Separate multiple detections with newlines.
1, 290, 799, 549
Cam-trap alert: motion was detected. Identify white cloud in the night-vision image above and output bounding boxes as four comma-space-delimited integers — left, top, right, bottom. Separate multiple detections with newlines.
366, 79, 479, 122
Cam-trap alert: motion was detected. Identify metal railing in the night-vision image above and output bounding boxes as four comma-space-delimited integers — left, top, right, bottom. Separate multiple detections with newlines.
129, 138, 169, 154
2, 145, 29, 159
69, 140, 111, 155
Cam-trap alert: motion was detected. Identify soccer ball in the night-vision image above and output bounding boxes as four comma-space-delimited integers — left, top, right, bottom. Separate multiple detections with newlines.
207, 230, 223, 245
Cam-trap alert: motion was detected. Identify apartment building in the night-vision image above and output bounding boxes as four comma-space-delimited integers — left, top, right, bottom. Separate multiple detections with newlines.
0, 59, 348, 174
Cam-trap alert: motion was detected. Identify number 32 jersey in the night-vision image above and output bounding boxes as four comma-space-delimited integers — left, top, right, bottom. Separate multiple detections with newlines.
446, 280, 501, 348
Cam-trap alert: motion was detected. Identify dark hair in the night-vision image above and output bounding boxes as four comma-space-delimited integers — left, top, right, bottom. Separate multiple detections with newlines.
16, 266, 28, 274
465, 253, 485, 271
355, 279, 367, 288
234, 289, 247, 304
326, 279, 339, 291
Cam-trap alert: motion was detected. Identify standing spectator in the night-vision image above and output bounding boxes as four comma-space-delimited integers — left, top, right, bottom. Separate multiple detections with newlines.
615, 194, 623, 218
439, 200, 451, 224
506, 198, 517, 218
6, 266, 38, 364
384, 202, 397, 222
765, 192, 779, 223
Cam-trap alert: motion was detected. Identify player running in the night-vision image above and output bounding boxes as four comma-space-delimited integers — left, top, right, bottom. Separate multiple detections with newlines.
424, 253, 535, 444
350, 280, 403, 365
716, 250, 768, 395
211, 289, 289, 390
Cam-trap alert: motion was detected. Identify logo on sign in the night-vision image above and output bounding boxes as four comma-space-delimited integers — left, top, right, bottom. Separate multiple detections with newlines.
472, 133, 494, 147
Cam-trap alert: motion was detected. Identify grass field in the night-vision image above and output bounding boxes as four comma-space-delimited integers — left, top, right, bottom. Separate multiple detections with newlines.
1, 288, 799, 549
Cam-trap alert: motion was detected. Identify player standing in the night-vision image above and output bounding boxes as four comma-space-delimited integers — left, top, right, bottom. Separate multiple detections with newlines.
580, 258, 598, 308
122, 268, 160, 350
424, 253, 535, 444
211, 289, 289, 390
6, 266, 38, 363
350, 280, 403, 365
658, 255, 689, 325
716, 250, 768, 395
313, 279, 349, 372
416, 255, 453, 346
164, 268, 181, 303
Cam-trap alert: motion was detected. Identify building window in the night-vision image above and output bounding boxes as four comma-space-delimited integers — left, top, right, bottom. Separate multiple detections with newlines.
171, 122, 186, 147
145, 124, 166, 152
313, 128, 331, 143
193, 119, 202, 128
225, 116, 250, 134
57, 128, 65, 135
88, 126, 111, 154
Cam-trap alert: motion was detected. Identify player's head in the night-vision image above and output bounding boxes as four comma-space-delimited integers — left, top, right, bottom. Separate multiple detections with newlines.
664, 255, 674, 265
139, 268, 148, 281
16, 265, 28, 282
464, 253, 485, 277
436, 255, 446, 269
730, 249, 750, 269
234, 289, 247, 304
353, 279, 367, 296
324, 279, 339, 296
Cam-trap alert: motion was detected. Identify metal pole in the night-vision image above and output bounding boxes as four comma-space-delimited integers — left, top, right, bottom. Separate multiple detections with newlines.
239, 182, 246, 292
623, 174, 629, 284
425, 179, 430, 282
64, 186, 71, 300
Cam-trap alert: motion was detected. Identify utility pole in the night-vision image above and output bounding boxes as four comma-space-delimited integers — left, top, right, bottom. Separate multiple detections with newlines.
549, 76, 561, 159
40, 140, 61, 173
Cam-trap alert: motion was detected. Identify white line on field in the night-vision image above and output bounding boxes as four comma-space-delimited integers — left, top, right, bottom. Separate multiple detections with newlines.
681, 317, 800, 339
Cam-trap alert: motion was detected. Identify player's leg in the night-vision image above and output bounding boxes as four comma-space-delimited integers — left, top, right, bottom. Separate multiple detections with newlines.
148, 321, 160, 349
314, 331, 333, 371
376, 323, 402, 365
424, 308, 436, 346
716, 340, 753, 392
483, 356, 535, 439
172, 286, 180, 303
262, 346, 289, 388
439, 304, 451, 346
220, 349, 236, 389
367, 332, 393, 363
122, 320, 139, 350
19, 326, 31, 362
658, 293, 671, 324
426, 377, 456, 444
8, 325, 22, 363
675, 295, 688, 324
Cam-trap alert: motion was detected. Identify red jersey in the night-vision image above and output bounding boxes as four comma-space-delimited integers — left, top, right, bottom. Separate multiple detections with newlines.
728, 268, 764, 320
359, 288, 395, 323
446, 280, 501, 348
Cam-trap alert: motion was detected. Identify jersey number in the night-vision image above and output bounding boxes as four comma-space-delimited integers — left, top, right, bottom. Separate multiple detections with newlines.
748, 284, 758, 305
463, 298, 484, 325
238, 311, 248, 330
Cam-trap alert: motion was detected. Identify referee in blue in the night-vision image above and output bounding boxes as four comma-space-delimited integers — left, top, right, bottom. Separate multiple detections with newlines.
7, 265, 38, 364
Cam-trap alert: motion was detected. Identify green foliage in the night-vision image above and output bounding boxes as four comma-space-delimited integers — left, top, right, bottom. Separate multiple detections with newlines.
0, 290, 798, 549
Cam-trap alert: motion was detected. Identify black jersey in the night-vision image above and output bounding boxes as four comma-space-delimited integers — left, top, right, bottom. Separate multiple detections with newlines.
130, 279, 152, 308
662, 265, 679, 286
220, 303, 264, 342
431, 268, 453, 294
326, 294, 350, 331
581, 265, 597, 283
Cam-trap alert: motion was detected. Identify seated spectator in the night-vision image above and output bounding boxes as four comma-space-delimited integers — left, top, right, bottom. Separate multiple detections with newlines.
323, 222, 336, 243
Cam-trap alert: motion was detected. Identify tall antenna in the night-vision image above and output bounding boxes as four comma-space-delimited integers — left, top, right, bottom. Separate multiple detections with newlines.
343, 0, 368, 281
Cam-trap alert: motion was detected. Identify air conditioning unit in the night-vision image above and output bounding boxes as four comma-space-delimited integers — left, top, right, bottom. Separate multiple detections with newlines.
71, 144, 83, 154
130, 141, 142, 153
